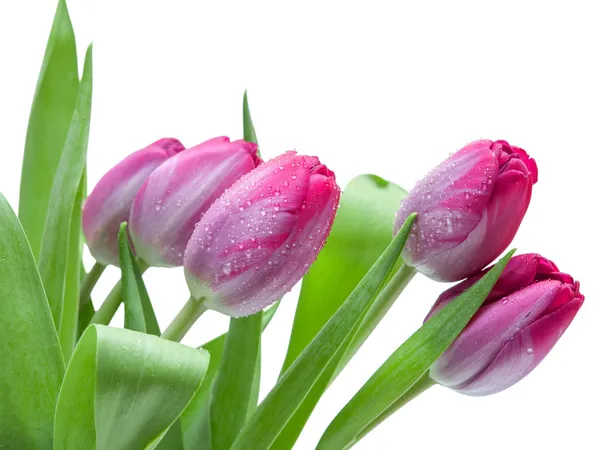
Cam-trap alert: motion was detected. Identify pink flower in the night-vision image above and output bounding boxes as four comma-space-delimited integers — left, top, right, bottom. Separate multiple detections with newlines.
394, 140, 538, 282
82, 138, 184, 266
184, 151, 340, 317
427, 253, 584, 396
129, 137, 261, 267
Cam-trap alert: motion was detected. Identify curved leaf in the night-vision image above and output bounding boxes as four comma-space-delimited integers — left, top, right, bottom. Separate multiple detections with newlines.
0, 194, 65, 449
19, 0, 79, 258
230, 214, 416, 450
54, 325, 209, 450
317, 250, 516, 449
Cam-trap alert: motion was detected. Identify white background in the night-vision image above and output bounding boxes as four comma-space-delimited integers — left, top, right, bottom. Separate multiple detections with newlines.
1, 1, 598, 449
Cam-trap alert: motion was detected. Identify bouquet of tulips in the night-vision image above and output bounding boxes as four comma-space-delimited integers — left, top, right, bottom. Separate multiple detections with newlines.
1, 1, 584, 449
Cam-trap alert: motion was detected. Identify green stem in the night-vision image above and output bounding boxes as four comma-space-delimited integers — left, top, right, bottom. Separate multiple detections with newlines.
79, 261, 106, 306
161, 296, 207, 342
357, 373, 436, 441
89, 261, 149, 326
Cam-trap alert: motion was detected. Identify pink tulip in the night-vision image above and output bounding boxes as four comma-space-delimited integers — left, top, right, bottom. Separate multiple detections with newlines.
184, 151, 340, 317
82, 138, 184, 266
426, 253, 583, 396
394, 140, 538, 282
129, 137, 261, 267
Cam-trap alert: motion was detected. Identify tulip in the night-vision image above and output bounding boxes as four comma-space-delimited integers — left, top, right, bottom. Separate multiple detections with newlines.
184, 151, 340, 317
129, 136, 261, 267
426, 253, 583, 396
82, 138, 185, 266
394, 139, 538, 282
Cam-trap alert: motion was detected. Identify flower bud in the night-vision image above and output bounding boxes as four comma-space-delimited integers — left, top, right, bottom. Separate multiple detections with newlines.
427, 253, 583, 396
82, 138, 184, 266
129, 137, 261, 267
184, 151, 340, 317
394, 140, 538, 282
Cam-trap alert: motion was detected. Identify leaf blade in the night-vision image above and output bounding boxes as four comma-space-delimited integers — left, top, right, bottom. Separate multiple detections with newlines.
58, 172, 86, 360
180, 305, 278, 449
272, 175, 408, 449
317, 250, 516, 449
54, 325, 210, 450
210, 314, 263, 450
230, 214, 416, 450
0, 194, 65, 449
18, 0, 79, 258
38, 44, 93, 328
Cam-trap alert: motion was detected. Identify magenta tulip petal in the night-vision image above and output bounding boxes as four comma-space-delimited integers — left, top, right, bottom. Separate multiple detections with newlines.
430, 280, 563, 387
454, 297, 583, 396
427, 253, 583, 396
129, 136, 260, 267
185, 151, 340, 317
395, 139, 537, 282
82, 138, 184, 266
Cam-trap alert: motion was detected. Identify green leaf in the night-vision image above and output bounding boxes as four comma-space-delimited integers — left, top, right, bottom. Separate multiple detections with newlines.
18, 0, 79, 258
59, 172, 86, 360
282, 175, 407, 372
317, 250, 516, 450
0, 194, 65, 449
38, 44, 93, 329
118, 222, 160, 335
54, 325, 210, 450
272, 174, 407, 449
243, 90, 258, 147
210, 314, 263, 450
230, 214, 416, 450
180, 306, 278, 450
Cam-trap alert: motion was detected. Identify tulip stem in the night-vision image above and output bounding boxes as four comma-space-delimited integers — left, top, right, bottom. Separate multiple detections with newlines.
357, 373, 436, 440
88, 261, 149, 326
79, 262, 106, 307
161, 296, 207, 342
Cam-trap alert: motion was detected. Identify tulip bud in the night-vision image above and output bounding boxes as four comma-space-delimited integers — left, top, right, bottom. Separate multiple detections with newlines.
427, 253, 583, 396
129, 137, 261, 267
184, 151, 340, 317
394, 140, 538, 282
82, 138, 185, 266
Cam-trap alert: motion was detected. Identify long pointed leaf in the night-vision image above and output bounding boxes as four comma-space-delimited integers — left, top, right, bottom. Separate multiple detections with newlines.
59, 172, 86, 360
54, 325, 209, 449
317, 250, 516, 449
38, 44, 93, 328
230, 214, 416, 450
19, 0, 79, 257
118, 222, 160, 335
273, 175, 407, 449
0, 194, 65, 449
210, 315, 263, 450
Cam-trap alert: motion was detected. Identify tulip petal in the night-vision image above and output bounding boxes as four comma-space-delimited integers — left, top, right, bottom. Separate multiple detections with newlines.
82, 138, 184, 266
454, 297, 583, 396
129, 137, 259, 267
430, 280, 562, 387
427, 168, 532, 281
186, 152, 340, 317
394, 140, 536, 282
